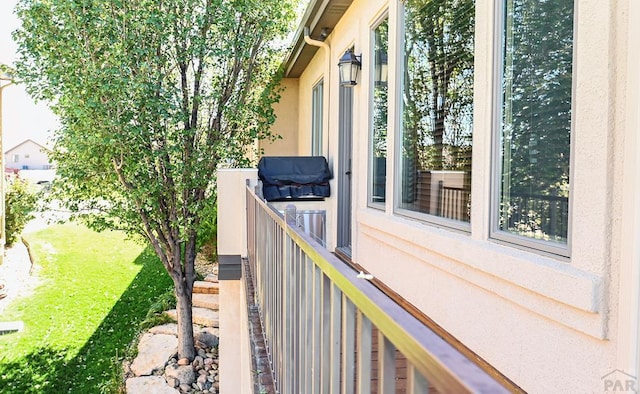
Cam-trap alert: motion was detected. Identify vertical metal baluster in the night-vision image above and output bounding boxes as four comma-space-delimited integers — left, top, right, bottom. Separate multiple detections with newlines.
321, 274, 331, 393
264, 217, 270, 341
292, 244, 301, 391
304, 255, 313, 394
298, 245, 307, 392
377, 332, 396, 394
268, 219, 274, 357
271, 222, 277, 387
283, 235, 293, 394
342, 296, 356, 394
275, 225, 282, 389
330, 283, 342, 393
407, 363, 430, 394
357, 311, 372, 394
312, 264, 321, 394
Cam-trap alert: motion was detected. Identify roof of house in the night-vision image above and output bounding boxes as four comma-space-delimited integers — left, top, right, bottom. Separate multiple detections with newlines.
283, 0, 353, 78
4, 138, 50, 155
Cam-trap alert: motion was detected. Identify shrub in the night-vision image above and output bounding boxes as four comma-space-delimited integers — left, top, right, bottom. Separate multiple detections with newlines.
5, 178, 37, 247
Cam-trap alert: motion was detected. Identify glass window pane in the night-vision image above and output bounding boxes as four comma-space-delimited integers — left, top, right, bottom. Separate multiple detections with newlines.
399, 0, 474, 223
370, 18, 389, 205
498, 0, 573, 245
312, 80, 323, 156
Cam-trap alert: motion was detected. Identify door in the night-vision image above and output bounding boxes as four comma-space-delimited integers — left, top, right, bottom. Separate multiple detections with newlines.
336, 84, 353, 258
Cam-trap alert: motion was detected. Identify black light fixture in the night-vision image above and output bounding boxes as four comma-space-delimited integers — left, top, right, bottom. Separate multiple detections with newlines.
374, 49, 388, 86
338, 49, 361, 87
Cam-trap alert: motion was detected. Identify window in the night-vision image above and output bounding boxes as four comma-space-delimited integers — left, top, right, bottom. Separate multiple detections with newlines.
495, 0, 573, 250
398, 0, 475, 224
12, 154, 19, 163
369, 16, 389, 205
311, 80, 324, 156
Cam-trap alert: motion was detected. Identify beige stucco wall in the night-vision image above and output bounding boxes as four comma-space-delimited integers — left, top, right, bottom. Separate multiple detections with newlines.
297, 54, 328, 157
261, 78, 299, 157
284, 0, 640, 392
217, 169, 257, 258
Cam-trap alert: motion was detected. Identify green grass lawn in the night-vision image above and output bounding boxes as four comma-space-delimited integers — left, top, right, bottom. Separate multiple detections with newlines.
0, 223, 173, 393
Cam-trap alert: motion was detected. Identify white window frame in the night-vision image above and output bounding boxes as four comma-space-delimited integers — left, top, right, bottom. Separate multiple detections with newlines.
311, 79, 324, 156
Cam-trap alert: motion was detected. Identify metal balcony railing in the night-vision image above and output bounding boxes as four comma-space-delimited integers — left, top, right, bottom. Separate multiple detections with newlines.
246, 185, 511, 393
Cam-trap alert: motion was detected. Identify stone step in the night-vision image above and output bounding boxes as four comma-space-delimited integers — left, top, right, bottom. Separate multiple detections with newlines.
203, 274, 218, 283
192, 293, 219, 311
165, 307, 219, 328
193, 280, 218, 294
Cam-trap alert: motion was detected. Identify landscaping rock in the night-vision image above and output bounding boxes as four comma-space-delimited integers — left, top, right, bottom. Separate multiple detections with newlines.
126, 376, 179, 394
126, 258, 220, 393
195, 326, 219, 337
165, 364, 196, 386
193, 281, 218, 294
149, 323, 178, 336
130, 333, 178, 376
203, 274, 218, 283
165, 308, 219, 327
192, 293, 219, 310
166, 377, 179, 388
194, 330, 219, 348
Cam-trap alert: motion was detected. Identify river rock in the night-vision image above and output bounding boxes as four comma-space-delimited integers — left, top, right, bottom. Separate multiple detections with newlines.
165, 364, 196, 386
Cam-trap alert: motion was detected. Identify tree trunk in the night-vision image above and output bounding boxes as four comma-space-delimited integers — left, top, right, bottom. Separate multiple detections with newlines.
174, 274, 196, 360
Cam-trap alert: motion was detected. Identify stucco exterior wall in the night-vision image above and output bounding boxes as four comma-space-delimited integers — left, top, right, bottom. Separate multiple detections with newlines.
216, 169, 257, 258
297, 53, 328, 157
282, 0, 640, 392
261, 78, 300, 157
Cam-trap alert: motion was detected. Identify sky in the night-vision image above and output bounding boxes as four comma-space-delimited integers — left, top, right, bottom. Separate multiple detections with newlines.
0, 0, 58, 151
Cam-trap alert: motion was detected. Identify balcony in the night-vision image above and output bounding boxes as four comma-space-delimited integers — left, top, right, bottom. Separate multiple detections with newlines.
216, 169, 516, 393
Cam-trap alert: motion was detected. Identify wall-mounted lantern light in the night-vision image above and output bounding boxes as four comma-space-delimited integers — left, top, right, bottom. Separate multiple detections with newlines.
374, 49, 388, 86
338, 49, 361, 87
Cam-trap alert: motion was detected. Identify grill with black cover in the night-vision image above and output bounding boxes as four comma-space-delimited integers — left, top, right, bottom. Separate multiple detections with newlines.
258, 156, 332, 201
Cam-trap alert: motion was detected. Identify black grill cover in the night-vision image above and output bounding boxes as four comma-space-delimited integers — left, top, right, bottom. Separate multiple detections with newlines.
258, 156, 332, 201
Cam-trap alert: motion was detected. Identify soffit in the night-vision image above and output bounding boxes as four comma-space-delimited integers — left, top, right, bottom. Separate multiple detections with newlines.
284, 0, 353, 78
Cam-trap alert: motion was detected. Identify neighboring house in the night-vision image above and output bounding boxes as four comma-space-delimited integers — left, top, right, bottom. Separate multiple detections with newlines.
218, 0, 640, 393
4, 139, 52, 170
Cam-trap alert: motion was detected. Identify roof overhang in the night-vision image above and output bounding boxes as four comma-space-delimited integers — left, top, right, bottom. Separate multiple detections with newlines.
283, 0, 353, 78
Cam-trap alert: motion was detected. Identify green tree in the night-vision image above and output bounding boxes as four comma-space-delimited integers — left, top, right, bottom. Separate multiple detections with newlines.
4, 178, 37, 247
14, 0, 296, 360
